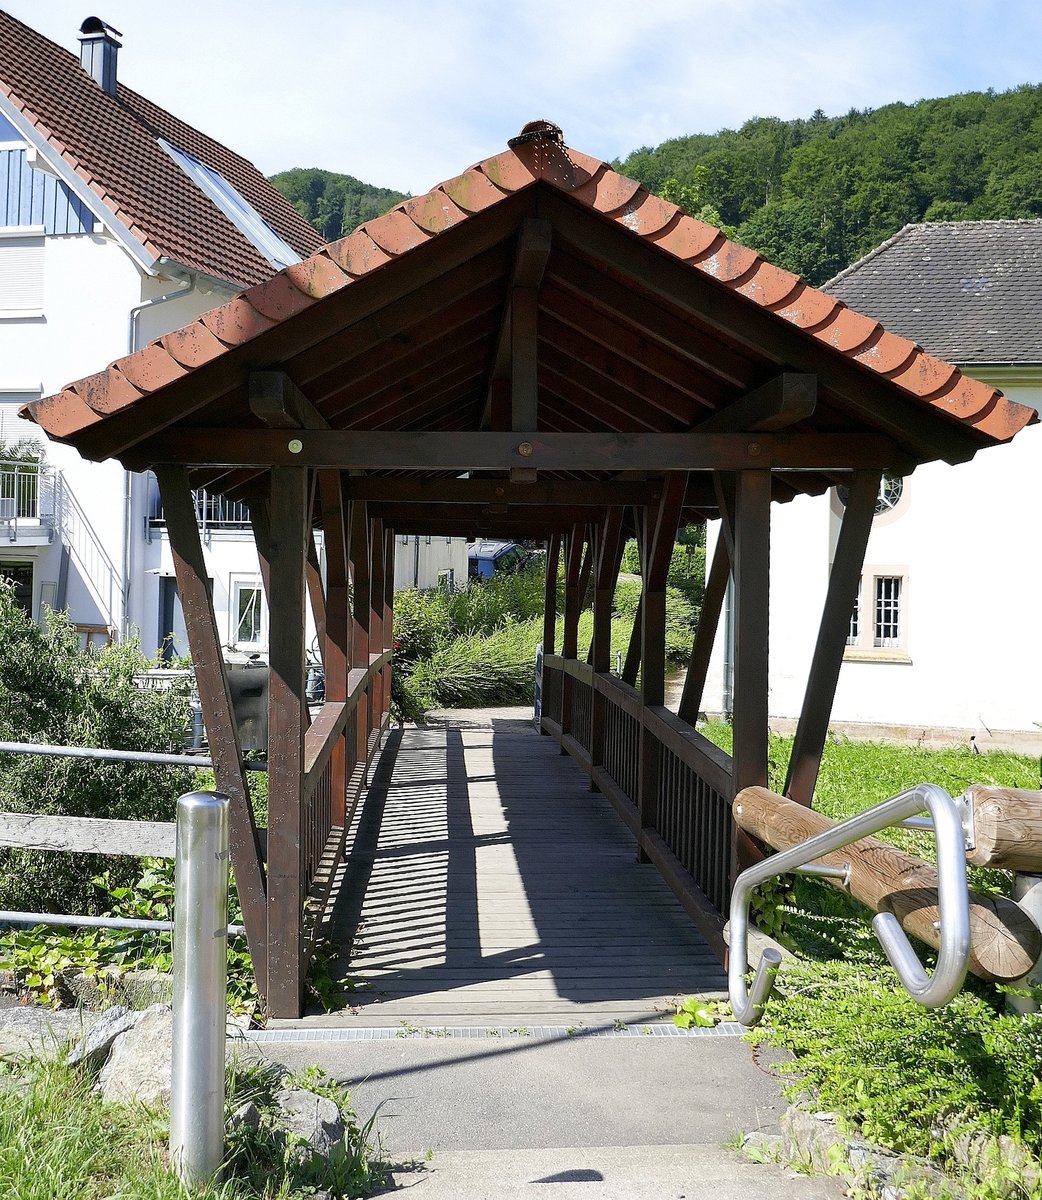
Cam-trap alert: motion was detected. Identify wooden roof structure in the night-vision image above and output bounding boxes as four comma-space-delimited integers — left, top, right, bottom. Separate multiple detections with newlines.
24, 122, 1036, 1017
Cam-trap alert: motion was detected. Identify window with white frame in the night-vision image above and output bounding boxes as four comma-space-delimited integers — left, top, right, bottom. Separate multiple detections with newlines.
0, 389, 44, 448
845, 569, 908, 658
231, 577, 267, 648
0, 230, 45, 317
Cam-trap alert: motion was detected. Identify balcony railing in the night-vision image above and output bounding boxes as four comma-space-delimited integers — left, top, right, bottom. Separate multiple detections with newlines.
148, 478, 251, 534
0, 459, 57, 542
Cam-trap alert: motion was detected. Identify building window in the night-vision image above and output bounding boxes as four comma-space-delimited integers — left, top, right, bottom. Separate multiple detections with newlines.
847, 578, 861, 646
845, 569, 908, 660
873, 576, 901, 648
0, 560, 32, 614
0, 231, 45, 317
231, 578, 266, 648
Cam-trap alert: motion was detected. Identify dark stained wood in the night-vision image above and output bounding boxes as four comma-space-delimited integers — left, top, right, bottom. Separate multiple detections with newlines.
589, 509, 625, 782
734, 786, 1041, 982
679, 535, 731, 725
731, 472, 772, 794
784, 470, 880, 806
80, 194, 533, 461
539, 193, 982, 466
542, 532, 561, 657
369, 518, 386, 730
306, 531, 326, 668
712, 472, 736, 562
340, 477, 664, 507
154, 464, 268, 990
638, 475, 688, 855
249, 370, 329, 430
320, 472, 350, 823
350, 500, 372, 777
266, 465, 309, 1018
694, 373, 817, 433
562, 524, 586, 661
138, 429, 908, 472
621, 507, 644, 687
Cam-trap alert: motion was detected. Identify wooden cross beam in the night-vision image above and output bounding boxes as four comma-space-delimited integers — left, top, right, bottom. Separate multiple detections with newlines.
135, 429, 908, 472
695, 373, 817, 433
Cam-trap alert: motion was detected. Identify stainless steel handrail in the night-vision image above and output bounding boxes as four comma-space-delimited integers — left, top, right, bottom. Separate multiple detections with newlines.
729, 783, 971, 1026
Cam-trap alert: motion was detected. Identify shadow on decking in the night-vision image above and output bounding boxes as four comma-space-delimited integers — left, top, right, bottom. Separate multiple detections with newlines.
322, 716, 724, 1020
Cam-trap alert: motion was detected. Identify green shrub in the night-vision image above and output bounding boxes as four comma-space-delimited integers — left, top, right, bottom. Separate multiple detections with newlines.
0, 586, 193, 915
752, 958, 1042, 1167
407, 619, 541, 709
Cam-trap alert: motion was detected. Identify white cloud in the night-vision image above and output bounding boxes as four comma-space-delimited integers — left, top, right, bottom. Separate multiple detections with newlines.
4, 0, 1041, 191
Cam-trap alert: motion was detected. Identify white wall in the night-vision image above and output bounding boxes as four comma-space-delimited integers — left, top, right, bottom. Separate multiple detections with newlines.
394, 536, 468, 592
705, 404, 1042, 735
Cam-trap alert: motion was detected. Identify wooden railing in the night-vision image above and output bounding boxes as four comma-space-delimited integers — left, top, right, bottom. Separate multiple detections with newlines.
291, 648, 393, 958
540, 654, 732, 957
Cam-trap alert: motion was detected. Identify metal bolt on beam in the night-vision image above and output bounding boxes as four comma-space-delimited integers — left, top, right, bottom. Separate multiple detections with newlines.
170, 791, 229, 1189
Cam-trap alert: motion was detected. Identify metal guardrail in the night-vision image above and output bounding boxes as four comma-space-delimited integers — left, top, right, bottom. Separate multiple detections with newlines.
0, 736, 235, 1187
0, 739, 266, 772
729, 783, 972, 1027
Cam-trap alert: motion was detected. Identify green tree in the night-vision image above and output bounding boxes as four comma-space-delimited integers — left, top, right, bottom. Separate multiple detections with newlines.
269, 167, 409, 241
0, 588, 194, 914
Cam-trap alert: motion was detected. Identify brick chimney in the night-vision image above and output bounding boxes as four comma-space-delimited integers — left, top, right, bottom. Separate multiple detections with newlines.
78, 17, 122, 96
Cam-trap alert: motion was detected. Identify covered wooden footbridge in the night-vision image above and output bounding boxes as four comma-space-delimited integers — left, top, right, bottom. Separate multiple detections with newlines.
26, 123, 1034, 1018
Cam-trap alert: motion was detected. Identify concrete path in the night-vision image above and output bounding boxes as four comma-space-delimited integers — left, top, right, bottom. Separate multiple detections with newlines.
249, 1031, 842, 1199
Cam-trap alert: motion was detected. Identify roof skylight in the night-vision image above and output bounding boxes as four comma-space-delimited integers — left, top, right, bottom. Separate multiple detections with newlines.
159, 138, 300, 271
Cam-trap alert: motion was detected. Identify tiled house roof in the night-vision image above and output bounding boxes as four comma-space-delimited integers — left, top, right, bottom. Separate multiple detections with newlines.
26, 125, 1036, 468
825, 220, 1042, 366
0, 9, 323, 288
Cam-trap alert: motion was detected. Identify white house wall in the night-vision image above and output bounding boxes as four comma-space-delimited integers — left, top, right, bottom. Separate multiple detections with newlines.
394, 536, 469, 592
704, 409, 1042, 737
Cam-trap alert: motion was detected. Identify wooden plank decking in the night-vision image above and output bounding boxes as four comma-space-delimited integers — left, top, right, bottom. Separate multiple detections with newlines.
291, 712, 726, 1029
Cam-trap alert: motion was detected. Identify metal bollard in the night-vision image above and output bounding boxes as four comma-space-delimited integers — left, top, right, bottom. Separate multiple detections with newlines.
1009, 872, 1042, 1016
170, 791, 230, 1188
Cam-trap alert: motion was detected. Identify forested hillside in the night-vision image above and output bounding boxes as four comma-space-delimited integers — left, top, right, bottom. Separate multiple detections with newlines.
615, 85, 1042, 283
269, 167, 409, 242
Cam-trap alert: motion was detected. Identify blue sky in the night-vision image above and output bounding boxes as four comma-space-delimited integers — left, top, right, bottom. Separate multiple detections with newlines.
6, 1, 1042, 194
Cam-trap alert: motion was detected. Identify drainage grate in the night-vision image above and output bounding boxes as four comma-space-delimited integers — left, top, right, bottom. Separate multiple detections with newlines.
243, 1022, 745, 1044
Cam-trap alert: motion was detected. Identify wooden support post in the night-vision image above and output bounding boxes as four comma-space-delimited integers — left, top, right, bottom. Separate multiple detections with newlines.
785, 470, 880, 806
306, 532, 326, 666
370, 518, 386, 726
590, 509, 625, 783
679, 535, 730, 726
621, 507, 645, 687
735, 786, 1041, 983
382, 524, 395, 724
542, 532, 561, 656
350, 501, 372, 775
318, 471, 349, 823
638, 475, 687, 860
560, 524, 587, 745
731, 470, 772, 879
264, 465, 308, 1018
155, 465, 268, 994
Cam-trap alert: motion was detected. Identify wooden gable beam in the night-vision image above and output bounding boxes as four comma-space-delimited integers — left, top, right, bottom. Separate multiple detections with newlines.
480, 219, 553, 432
695, 373, 817, 433
340, 478, 665, 506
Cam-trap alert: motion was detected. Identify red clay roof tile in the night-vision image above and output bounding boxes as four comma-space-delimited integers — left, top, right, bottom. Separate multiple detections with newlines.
361, 209, 432, 257
812, 307, 881, 353
851, 329, 918, 375
571, 166, 644, 214
772, 283, 840, 331
401, 191, 469, 235
617, 192, 681, 238
161, 323, 229, 369
117, 345, 187, 393
647, 214, 721, 260
441, 169, 510, 213
326, 231, 394, 278
284, 254, 350, 300
28, 125, 1037, 452
200, 296, 279, 347
30, 390, 105, 437
734, 262, 803, 308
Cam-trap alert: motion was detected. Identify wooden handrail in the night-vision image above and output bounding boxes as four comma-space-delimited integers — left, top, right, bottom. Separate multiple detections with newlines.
643, 706, 733, 797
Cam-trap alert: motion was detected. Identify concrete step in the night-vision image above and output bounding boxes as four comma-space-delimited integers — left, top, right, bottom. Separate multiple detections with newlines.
375, 1144, 846, 1199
